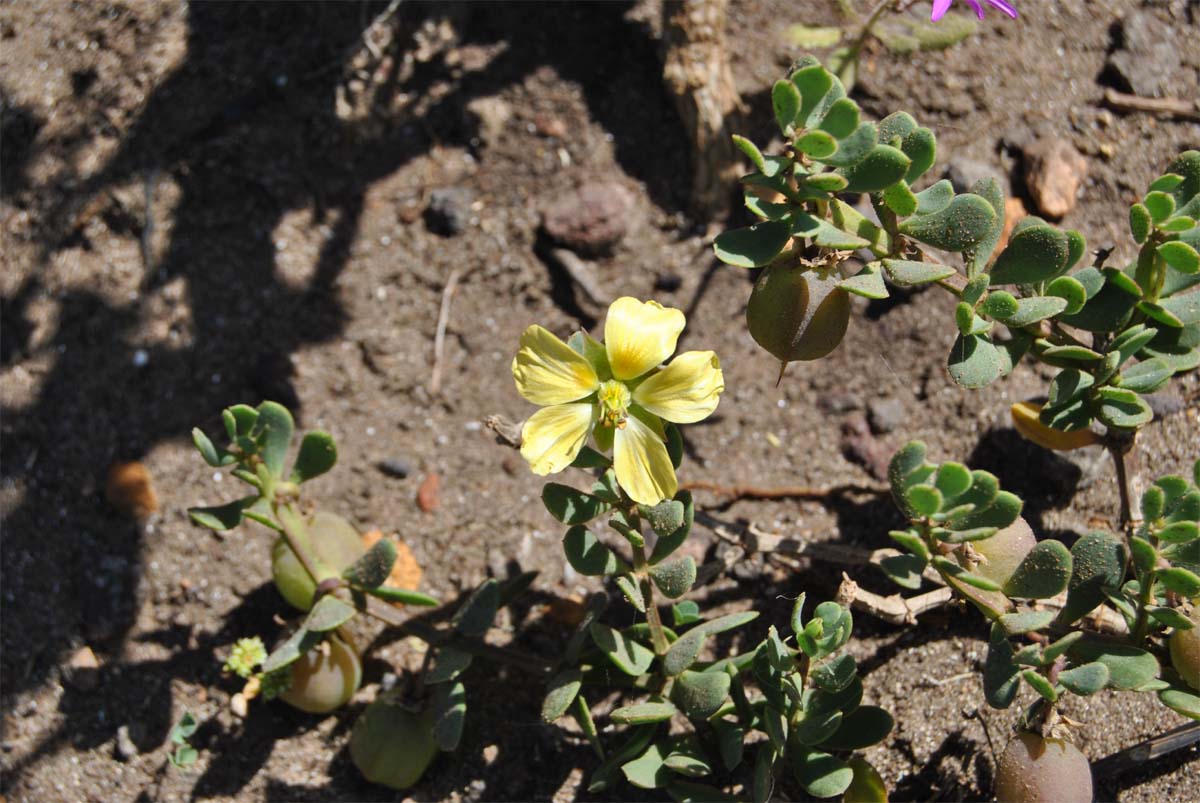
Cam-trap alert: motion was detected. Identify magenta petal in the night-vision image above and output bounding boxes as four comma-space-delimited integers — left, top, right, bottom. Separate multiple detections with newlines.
987, 0, 1018, 17
930, 0, 954, 21
963, 0, 986, 18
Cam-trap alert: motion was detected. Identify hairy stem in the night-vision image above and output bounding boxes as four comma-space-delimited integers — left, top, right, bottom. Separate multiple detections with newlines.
633, 543, 671, 655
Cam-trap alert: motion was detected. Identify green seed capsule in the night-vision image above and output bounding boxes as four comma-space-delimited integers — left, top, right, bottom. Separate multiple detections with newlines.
351, 700, 439, 790
746, 266, 850, 374
272, 511, 367, 611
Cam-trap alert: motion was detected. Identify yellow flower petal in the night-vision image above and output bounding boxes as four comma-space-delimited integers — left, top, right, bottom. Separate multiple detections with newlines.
604, 297, 686, 381
520, 403, 596, 475
633, 351, 724, 424
613, 413, 677, 505
512, 326, 600, 405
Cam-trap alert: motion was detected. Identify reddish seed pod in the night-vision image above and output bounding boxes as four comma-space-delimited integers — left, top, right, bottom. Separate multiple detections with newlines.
995, 731, 1092, 803
279, 631, 362, 714
972, 516, 1036, 587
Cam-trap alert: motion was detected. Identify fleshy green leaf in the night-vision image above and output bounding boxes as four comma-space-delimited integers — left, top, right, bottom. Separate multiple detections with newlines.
1003, 540, 1072, 599
291, 431, 337, 483
712, 221, 792, 268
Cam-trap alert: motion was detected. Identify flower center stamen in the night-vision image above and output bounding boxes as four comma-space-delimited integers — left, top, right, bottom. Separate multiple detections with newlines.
597, 380, 631, 428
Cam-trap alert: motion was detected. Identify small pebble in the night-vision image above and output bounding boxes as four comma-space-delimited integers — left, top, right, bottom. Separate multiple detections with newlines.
66, 646, 101, 691
377, 458, 412, 479
115, 725, 139, 761
417, 473, 440, 513
425, 187, 474, 237
867, 398, 906, 434
542, 181, 634, 256
1023, 139, 1088, 219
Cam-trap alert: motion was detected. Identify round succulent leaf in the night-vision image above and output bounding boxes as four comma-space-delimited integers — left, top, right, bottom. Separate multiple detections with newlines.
291, 430, 337, 483
1058, 530, 1127, 624
1142, 485, 1166, 521
451, 579, 500, 638
542, 669, 583, 722
1058, 662, 1110, 696
1002, 540, 1073, 599
879, 554, 927, 590
820, 121, 878, 168
712, 719, 745, 771
1130, 203, 1152, 243
898, 193, 996, 252
732, 135, 766, 173
1046, 276, 1088, 315
1148, 606, 1194, 629
712, 220, 792, 268
818, 97, 859, 138
563, 526, 622, 576
1118, 357, 1173, 394
253, 401, 295, 478
839, 262, 889, 300
811, 653, 858, 693
622, 741, 672, 789
1150, 173, 1185, 193
649, 556, 697, 599
1096, 386, 1153, 429
611, 701, 677, 725
1064, 230, 1087, 272
985, 630, 1021, 708
819, 705, 894, 751
615, 575, 645, 611
1158, 520, 1199, 544
989, 225, 1070, 285
905, 484, 943, 517
771, 79, 801, 133
1021, 669, 1058, 702
542, 483, 610, 525
889, 528, 931, 560
881, 258, 956, 286
303, 595, 356, 632
662, 742, 714, 779
792, 707, 843, 746
430, 681, 466, 751
901, 127, 936, 183
791, 64, 835, 127
948, 333, 1002, 389
1059, 279, 1138, 332
980, 291, 1019, 320
935, 461, 973, 501
1159, 687, 1200, 720
999, 610, 1056, 635
1159, 566, 1200, 597
1144, 191, 1176, 224
838, 144, 911, 193
1160, 241, 1200, 276
1001, 296, 1070, 327
882, 180, 918, 217
914, 179, 954, 216
673, 670, 731, 720
963, 276, 991, 307
797, 130, 838, 159
589, 623, 655, 676
1068, 638, 1160, 690
790, 747, 854, 799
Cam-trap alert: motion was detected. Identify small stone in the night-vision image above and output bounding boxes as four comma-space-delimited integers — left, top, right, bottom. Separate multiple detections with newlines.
654, 272, 683, 293
501, 455, 521, 476
867, 398, 905, 434
1106, 11, 1180, 99
380, 672, 400, 691
818, 392, 860, 414
231, 692, 248, 718
482, 744, 500, 765
944, 157, 1005, 195
466, 96, 512, 144
1023, 139, 1088, 219
542, 181, 634, 256
425, 187, 474, 237
115, 725, 139, 761
417, 473, 440, 513
105, 462, 158, 519
534, 114, 568, 139
377, 458, 412, 479
66, 646, 101, 691
840, 413, 890, 481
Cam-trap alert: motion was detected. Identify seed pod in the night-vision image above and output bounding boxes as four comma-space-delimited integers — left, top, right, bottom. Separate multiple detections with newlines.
972, 517, 1036, 587
746, 266, 850, 374
280, 631, 362, 714
272, 511, 367, 611
1011, 402, 1099, 452
843, 755, 888, 802
994, 731, 1092, 803
1169, 608, 1200, 691
351, 700, 439, 789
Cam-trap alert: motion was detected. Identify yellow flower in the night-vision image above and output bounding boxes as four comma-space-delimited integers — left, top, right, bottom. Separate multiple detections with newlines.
512, 297, 724, 505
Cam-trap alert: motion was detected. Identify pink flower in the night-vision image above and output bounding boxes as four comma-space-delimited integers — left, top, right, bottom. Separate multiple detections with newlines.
931, 0, 1017, 21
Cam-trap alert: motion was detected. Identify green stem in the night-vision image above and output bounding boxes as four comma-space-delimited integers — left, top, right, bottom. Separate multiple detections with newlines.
273, 502, 336, 591
1131, 571, 1156, 645
845, 0, 895, 67
632, 543, 671, 655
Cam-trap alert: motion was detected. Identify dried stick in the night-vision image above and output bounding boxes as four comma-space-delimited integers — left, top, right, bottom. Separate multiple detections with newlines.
548, 247, 609, 307
683, 479, 890, 502
1092, 721, 1200, 778
837, 572, 954, 625
1103, 88, 1200, 122
431, 267, 463, 395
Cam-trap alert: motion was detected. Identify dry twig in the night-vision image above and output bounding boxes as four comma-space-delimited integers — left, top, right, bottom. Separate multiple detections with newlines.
1103, 88, 1200, 122
547, 247, 609, 307
430, 267, 463, 395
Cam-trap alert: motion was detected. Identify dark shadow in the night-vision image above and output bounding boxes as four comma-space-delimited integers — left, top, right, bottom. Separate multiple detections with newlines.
965, 427, 1085, 536
891, 731, 989, 802
2, 0, 705, 728
0, 86, 42, 198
